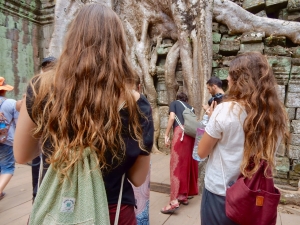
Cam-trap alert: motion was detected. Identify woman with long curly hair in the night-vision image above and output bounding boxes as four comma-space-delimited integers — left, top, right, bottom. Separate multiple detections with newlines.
198, 52, 289, 225
13, 4, 154, 225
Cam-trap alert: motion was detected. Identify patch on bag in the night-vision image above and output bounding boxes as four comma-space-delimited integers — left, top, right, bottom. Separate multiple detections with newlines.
60, 197, 76, 213
256, 196, 264, 206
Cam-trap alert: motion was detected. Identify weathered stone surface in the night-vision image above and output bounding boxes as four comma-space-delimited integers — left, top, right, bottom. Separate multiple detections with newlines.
212, 60, 219, 68
275, 170, 288, 178
175, 70, 183, 81
266, 0, 289, 13
212, 44, 220, 54
287, 11, 300, 21
286, 92, 300, 107
274, 177, 289, 185
264, 46, 291, 56
219, 36, 240, 55
294, 163, 300, 173
287, 107, 296, 120
292, 58, 300, 66
159, 128, 167, 139
264, 36, 286, 47
288, 83, 300, 93
212, 67, 229, 80
296, 108, 300, 119
267, 56, 291, 77
291, 134, 300, 146
277, 85, 286, 103
222, 56, 235, 67
290, 66, 300, 81
276, 156, 290, 172
256, 10, 268, 17
287, 0, 300, 12
289, 179, 300, 187
243, 0, 265, 12
289, 145, 300, 159
276, 143, 286, 157
238, 43, 264, 54
289, 171, 300, 179
158, 138, 170, 154
219, 24, 228, 34
159, 106, 169, 129
291, 120, 300, 133
212, 32, 221, 44
212, 22, 219, 32
240, 31, 265, 43
291, 47, 300, 58
157, 45, 172, 55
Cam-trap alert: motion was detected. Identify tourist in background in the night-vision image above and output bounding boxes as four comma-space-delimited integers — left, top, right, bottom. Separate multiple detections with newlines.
198, 52, 289, 224
14, 4, 154, 224
161, 92, 198, 214
0, 77, 19, 200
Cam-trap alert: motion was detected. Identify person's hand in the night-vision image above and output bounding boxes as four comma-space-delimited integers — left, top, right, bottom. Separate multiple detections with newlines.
165, 135, 170, 147
0, 112, 6, 121
205, 101, 217, 117
202, 104, 209, 111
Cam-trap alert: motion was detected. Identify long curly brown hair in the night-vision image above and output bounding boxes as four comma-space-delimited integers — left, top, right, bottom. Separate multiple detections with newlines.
30, 4, 144, 175
226, 52, 289, 178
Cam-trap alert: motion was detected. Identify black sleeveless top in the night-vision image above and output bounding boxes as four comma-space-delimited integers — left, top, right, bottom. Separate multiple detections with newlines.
26, 85, 154, 206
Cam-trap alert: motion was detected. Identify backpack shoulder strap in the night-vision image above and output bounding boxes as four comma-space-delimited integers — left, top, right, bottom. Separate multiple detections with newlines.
177, 100, 187, 109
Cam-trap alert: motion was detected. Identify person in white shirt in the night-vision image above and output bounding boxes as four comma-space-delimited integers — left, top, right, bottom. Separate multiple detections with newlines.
198, 52, 289, 225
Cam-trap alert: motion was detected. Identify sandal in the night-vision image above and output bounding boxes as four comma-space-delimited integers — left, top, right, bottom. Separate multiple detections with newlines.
160, 201, 180, 214
0, 192, 6, 201
178, 199, 189, 205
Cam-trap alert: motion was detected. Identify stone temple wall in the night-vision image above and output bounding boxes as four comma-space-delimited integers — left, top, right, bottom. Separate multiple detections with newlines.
0, 0, 54, 100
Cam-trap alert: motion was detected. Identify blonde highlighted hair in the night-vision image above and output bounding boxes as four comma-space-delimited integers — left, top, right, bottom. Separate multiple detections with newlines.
226, 52, 289, 178
30, 4, 144, 175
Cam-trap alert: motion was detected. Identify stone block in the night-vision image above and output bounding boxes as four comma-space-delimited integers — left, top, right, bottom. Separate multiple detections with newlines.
243, 0, 265, 13
219, 24, 228, 34
212, 32, 221, 44
291, 120, 300, 133
288, 145, 300, 159
287, 0, 300, 12
292, 58, 300, 66
157, 46, 172, 55
266, 0, 289, 13
212, 22, 219, 32
212, 44, 220, 54
238, 43, 264, 54
158, 138, 170, 154
240, 31, 265, 43
291, 47, 300, 58
286, 92, 300, 107
290, 66, 300, 81
276, 143, 286, 156
287, 11, 300, 21
288, 83, 300, 93
289, 179, 300, 187
256, 10, 268, 17
159, 106, 169, 129
291, 134, 300, 146
212, 60, 219, 68
276, 156, 290, 172
293, 163, 300, 173
219, 38, 240, 55
289, 171, 300, 180
297, 108, 300, 119
267, 56, 291, 76
275, 170, 288, 178
286, 107, 296, 120
222, 56, 235, 67
274, 177, 289, 185
212, 67, 229, 80
277, 85, 286, 103
265, 36, 286, 47
264, 46, 291, 56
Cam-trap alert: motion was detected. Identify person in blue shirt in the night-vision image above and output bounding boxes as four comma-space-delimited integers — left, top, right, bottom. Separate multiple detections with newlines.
0, 77, 19, 200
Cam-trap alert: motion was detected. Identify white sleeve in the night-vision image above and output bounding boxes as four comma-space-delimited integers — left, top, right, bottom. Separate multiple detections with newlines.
205, 104, 224, 139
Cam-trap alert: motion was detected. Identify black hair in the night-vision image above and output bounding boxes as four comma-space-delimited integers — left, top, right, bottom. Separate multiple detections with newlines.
176, 92, 188, 102
206, 76, 222, 88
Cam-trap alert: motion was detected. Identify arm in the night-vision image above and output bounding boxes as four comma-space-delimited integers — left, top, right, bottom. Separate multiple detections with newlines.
14, 95, 40, 164
128, 155, 150, 187
197, 132, 218, 159
164, 112, 175, 146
